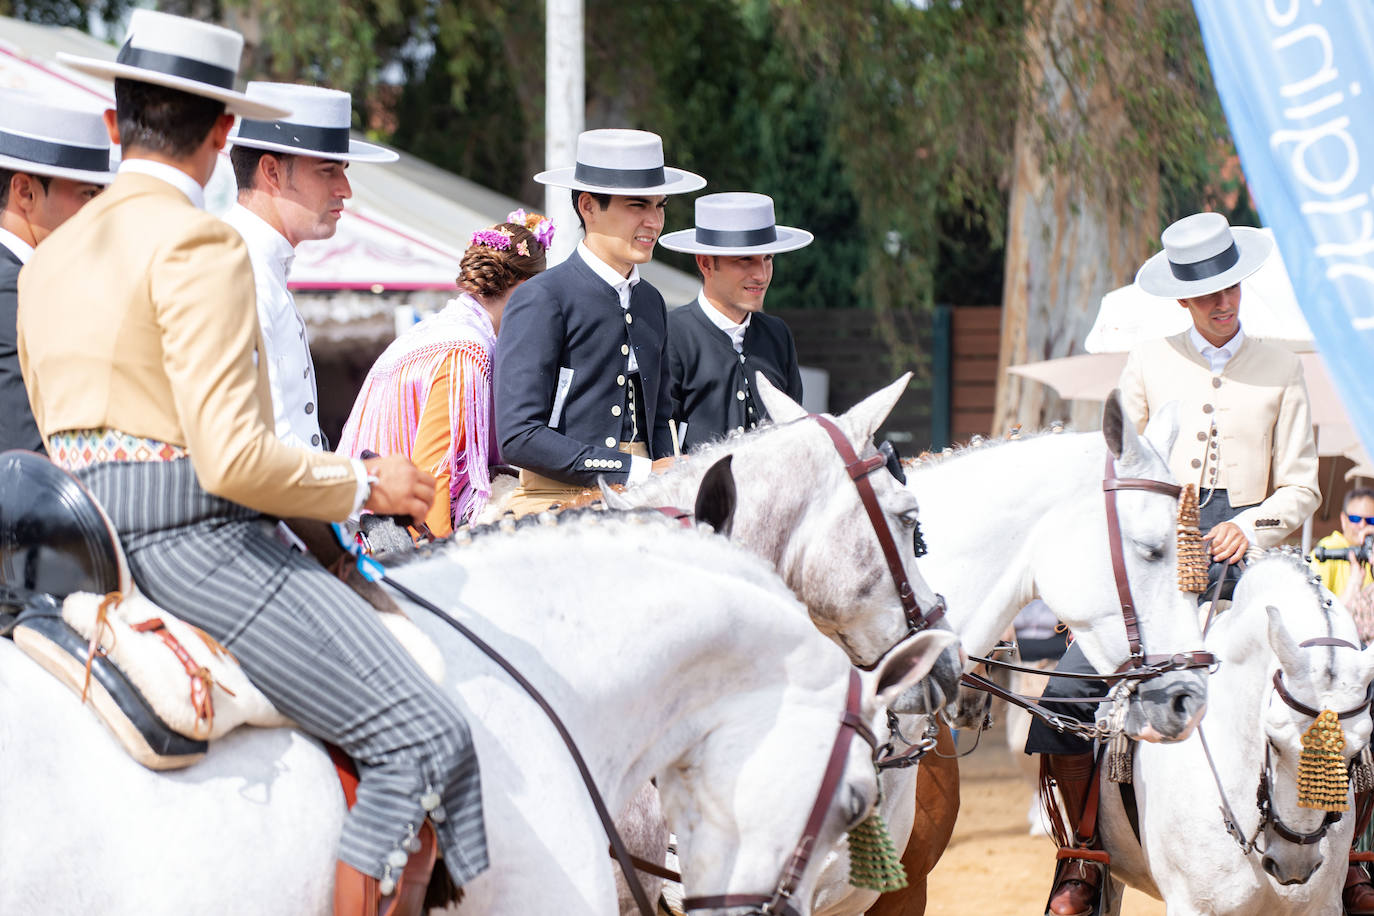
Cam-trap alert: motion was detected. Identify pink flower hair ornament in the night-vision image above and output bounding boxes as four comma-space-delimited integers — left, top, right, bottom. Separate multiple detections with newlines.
470, 227, 513, 251
506, 208, 557, 251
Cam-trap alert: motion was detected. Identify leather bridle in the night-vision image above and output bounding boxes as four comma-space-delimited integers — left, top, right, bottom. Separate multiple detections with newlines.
806, 414, 946, 669
1101, 453, 1215, 675
682, 668, 877, 915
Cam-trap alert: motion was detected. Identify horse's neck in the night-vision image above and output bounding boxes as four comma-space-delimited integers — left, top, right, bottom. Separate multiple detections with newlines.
1203, 604, 1277, 773
395, 525, 823, 808
913, 435, 1098, 656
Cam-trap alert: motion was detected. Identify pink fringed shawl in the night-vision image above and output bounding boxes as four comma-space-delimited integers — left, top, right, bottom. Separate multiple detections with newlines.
337, 294, 499, 526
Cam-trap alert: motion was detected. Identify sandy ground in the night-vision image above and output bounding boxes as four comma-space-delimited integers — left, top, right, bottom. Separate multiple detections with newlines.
924, 723, 1166, 916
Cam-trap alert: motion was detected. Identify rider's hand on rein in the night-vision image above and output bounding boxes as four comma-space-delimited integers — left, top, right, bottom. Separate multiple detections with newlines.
362, 455, 435, 526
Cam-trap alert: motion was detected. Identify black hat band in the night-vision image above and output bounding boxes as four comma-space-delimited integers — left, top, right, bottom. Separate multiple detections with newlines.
116, 40, 236, 90
573, 162, 666, 188
236, 119, 351, 155
1169, 241, 1240, 282
0, 130, 109, 173
695, 225, 779, 247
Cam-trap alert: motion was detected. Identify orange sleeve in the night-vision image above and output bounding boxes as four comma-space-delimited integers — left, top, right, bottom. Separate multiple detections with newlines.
411, 358, 460, 537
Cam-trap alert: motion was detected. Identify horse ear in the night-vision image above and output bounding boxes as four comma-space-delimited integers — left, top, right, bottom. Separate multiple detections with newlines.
1265, 603, 1305, 676
870, 629, 960, 710
754, 372, 808, 425
599, 481, 634, 510
693, 455, 736, 537
841, 373, 913, 447
1141, 400, 1180, 465
1102, 389, 1128, 460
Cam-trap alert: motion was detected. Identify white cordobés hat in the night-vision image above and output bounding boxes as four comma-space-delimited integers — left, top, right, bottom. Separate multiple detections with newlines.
1135, 212, 1273, 299
534, 128, 705, 196
229, 83, 398, 163
57, 9, 289, 121
0, 91, 115, 184
659, 192, 813, 256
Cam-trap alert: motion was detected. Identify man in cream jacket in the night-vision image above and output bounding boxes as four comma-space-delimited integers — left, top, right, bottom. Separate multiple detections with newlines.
1035, 212, 1319, 916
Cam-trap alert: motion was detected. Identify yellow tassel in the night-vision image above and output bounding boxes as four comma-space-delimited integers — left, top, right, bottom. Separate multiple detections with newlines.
1298, 710, 1349, 812
1177, 484, 1209, 593
847, 813, 908, 892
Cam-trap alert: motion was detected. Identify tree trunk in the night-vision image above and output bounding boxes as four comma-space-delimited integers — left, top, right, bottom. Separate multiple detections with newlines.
993, 0, 1159, 435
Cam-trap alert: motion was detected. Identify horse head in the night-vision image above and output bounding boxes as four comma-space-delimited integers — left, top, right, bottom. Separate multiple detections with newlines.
661, 627, 958, 915
611, 373, 964, 715
1030, 394, 1208, 744
1244, 558, 1374, 886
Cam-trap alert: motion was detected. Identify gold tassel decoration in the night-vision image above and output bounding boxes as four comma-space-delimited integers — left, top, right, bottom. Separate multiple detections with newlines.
1177, 484, 1209, 593
1106, 731, 1134, 784
1298, 710, 1350, 812
847, 813, 908, 892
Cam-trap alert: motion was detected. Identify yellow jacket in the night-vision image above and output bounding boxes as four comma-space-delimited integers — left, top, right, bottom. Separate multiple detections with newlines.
17, 172, 357, 521
1118, 330, 1319, 548
1311, 531, 1374, 596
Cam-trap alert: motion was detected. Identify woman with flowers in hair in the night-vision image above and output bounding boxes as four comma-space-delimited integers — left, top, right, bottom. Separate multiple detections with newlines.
338, 210, 554, 535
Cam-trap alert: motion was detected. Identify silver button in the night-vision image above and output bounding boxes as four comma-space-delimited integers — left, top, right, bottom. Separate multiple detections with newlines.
1212, 377, 1222, 388
625, 314, 633, 325
1197, 432, 1206, 441
1202, 404, 1214, 414
614, 460, 623, 469
311, 434, 321, 446
1191, 458, 1202, 469
736, 390, 745, 401
621, 344, 630, 356
736, 426, 745, 433
617, 374, 626, 386
584, 459, 594, 468
605, 437, 617, 448
305, 402, 315, 414
611, 405, 622, 417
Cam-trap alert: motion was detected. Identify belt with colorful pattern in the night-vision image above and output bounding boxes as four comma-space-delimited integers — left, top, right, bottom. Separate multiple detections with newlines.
48, 428, 190, 473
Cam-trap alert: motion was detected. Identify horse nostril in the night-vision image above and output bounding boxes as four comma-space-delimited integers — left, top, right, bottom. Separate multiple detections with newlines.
1261, 856, 1278, 878
1173, 693, 1191, 717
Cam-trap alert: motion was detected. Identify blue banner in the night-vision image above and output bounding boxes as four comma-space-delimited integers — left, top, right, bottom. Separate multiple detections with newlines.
1192, 2, 1374, 459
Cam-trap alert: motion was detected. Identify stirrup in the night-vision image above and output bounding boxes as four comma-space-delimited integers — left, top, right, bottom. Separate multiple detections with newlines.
1044, 849, 1109, 916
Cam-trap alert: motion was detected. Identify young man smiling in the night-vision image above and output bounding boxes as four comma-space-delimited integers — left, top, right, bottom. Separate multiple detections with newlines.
0, 92, 114, 453
226, 82, 398, 450
659, 192, 809, 450
495, 128, 705, 516
1031, 211, 1320, 916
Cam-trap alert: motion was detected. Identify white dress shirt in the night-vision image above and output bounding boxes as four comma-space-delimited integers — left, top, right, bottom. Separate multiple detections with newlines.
118, 159, 206, 210
1189, 325, 1245, 375
697, 289, 751, 353
575, 240, 651, 483
223, 204, 325, 451
0, 227, 34, 264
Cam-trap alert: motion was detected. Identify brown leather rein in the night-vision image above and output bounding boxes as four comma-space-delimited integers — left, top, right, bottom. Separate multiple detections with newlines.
682, 668, 877, 915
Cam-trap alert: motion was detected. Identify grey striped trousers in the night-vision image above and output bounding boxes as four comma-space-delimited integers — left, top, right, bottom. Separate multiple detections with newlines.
77, 458, 488, 886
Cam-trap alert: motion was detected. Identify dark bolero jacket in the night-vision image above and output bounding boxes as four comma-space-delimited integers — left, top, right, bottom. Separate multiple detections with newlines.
667, 299, 803, 452
495, 250, 673, 485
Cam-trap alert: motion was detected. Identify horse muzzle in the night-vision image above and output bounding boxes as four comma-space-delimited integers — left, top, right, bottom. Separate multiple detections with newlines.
1124, 670, 1207, 743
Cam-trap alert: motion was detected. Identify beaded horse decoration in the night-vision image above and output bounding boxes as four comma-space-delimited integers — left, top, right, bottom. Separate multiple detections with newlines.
1177, 484, 1210, 593
1297, 709, 1350, 812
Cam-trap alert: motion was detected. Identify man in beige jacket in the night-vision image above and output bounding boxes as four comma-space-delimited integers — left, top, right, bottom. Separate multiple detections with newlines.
1035, 212, 1320, 916
19, 11, 485, 913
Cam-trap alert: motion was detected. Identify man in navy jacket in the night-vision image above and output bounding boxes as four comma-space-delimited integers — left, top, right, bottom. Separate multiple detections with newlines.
495, 129, 705, 515
659, 192, 811, 450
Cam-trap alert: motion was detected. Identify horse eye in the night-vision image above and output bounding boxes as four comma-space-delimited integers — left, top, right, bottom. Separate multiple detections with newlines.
899, 509, 919, 529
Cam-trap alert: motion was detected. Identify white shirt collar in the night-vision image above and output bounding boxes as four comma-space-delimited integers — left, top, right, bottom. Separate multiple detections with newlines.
578, 240, 641, 301
118, 158, 206, 210
225, 203, 296, 278
1189, 325, 1245, 374
697, 289, 750, 353
0, 227, 34, 264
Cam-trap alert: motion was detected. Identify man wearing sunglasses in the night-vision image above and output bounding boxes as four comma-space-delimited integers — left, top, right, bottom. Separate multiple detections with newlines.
1311, 489, 1374, 607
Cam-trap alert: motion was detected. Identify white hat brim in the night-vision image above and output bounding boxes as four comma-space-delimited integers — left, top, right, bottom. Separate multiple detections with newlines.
658, 225, 813, 256
533, 165, 706, 196
56, 53, 291, 121
227, 133, 399, 163
0, 152, 114, 184
1136, 226, 1273, 299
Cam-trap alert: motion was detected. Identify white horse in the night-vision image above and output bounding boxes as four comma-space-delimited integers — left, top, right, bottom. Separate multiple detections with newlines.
913, 394, 1208, 739
607, 375, 960, 916
0, 509, 954, 914
1099, 552, 1374, 915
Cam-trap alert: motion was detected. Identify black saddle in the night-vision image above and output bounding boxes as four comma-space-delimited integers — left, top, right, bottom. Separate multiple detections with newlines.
0, 450, 125, 615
